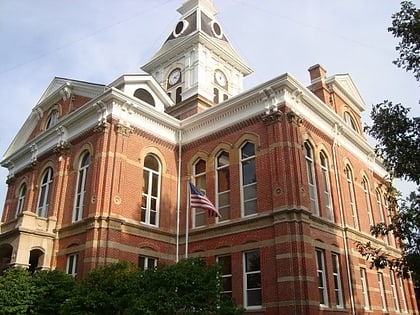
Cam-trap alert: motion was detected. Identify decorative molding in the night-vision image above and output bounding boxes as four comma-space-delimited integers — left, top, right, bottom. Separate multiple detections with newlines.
115, 121, 134, 137
287, 111, 303, 126
93, 121, 109, 134
53, 140, 70, 156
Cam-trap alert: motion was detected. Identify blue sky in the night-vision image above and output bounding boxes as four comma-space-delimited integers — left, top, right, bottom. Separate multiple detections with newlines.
0, 0, 418, 214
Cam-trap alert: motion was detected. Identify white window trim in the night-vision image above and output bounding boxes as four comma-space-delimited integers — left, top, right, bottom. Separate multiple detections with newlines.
363, 178, 374, 226
305, 143, 319, 216
332, 253, 343, 308
66, 253, 78, 277
216, 151, 230, 222
141, 156, 161, 227
16, 183, 26, 216
320, 153, 334, 221
316, 249, 328, 307
37, 168, 53, 218
72, 153, 90, 222
346, 167, 359, 230
243, 250, 262, 309
217, 255, 232, 296
138, 255, 158, 270
390, 271, 400, 312
240, 142, 257, 217
378, 272, 387, 311
398, 277, 408, 313
360, 267, 370, 310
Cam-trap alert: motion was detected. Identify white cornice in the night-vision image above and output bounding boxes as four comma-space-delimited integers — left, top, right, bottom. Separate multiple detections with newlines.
142, 32, 252, 75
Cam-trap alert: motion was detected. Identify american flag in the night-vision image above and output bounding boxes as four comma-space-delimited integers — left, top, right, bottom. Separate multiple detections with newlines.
189, 182, 222, 218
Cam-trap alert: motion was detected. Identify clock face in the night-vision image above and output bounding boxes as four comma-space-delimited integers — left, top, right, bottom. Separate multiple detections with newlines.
214, 70, 227, 87
168, 68, 181, 86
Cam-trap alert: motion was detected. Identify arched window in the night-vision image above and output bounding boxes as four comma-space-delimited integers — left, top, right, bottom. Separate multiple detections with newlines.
193, 159, 206, 227
362, 177, 374, 226
37, 167, 53, 217
343, 112, 358, 132
216, 151, 230, 221
16, 183, 27, 216
134, 88, 155, 106
175, 87, 182, 104
320, 152, 333, 221
73, 152, 90, 222
45, 110, 59, 130
345, 166, 359, 229
375, 188, 385, 223
241, 142, 257, 216
304, 142, 319, 215
141, 154, 161, 226
214, 88, 219, 104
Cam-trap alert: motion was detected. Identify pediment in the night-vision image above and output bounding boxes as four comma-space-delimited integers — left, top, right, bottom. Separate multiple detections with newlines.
327, 74, 366, 112
107, 74, 174, 112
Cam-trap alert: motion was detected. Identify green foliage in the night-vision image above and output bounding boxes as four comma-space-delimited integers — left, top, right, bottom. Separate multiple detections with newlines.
60, 261, 139, 315
0, 267, 35, 314
32, 269, 76, 315
62, 258, 242, 315
0, 259, 241, 315
356, 1, 420, 286
365, 100, 420, 183
388, 1, 420, 80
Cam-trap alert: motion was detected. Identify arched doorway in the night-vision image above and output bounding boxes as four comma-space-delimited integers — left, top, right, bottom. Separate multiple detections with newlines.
28, 249, 44, 273
0, 244, 13, 274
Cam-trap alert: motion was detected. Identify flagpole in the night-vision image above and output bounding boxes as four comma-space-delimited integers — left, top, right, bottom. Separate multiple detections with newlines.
175, 129, 182, 263
185, 180, 190, 259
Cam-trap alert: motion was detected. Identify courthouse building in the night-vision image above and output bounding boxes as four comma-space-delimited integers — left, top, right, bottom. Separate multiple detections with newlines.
0, 0, 418, 314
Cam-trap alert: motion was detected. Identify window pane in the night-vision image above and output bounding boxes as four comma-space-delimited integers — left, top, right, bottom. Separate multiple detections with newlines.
246, 251, 260, 272
244, 199, 257, 216
241, 142, 255, 158
247, 289, 262, 306
242, 159, 256, 185
217, 168, 230, 191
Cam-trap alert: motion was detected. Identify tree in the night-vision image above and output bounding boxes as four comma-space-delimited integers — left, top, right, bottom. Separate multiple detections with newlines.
60, 261, 139, 315
388, 0, 420, 81
61, 258, 242, 315
32, 269, 76, 315
0, 267, 35, 314
356, 0, 420, 287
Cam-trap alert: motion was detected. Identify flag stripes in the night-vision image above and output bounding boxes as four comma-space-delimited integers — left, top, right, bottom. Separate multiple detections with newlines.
189, 182, 222, 218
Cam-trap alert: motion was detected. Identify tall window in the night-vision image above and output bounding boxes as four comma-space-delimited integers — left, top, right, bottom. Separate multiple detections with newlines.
45, 109, 59, 129
360, 267, 370, 310
241, 142, 257, 216
37, 167, 53, 218
331, 253, 343, 308
362, 177, 374, 226
16, 183, 27, 216
73, 152, 90, 222
390, 271, 400, 312
315, 249, 328, 306
345, 166, 359, 229
217, 255, 232, 297
66, 254, 78, 277
343, 111, 358, 131
375, 188, 385, 223
214, 88, 219, 104
193, 159, 207, 227
138, 256, 158, 270
320, 152, 333, 220
216, 151, 230, 221
141, 154, 161, 226
304, 142, 319, 215
243, 250, 262, 308
398, 277, 408, 313
377, 272, 387, 311
175, 87, 182, 103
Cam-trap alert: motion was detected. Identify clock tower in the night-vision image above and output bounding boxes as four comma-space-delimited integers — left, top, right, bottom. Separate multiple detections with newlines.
142, 0, 253, 119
